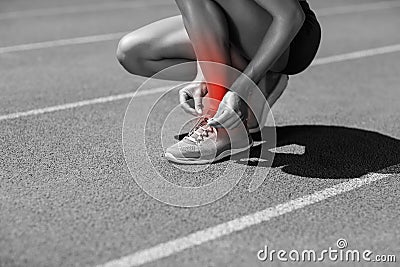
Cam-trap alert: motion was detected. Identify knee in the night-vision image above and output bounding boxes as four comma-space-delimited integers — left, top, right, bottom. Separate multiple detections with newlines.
116, 34, 130, 65
116, 33, 151, 75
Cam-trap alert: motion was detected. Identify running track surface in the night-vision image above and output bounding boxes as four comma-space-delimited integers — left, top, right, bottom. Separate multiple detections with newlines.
1, 0, 399, 266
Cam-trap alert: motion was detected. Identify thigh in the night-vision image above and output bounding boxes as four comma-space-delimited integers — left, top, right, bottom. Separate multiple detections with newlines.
282, 1, 321, 75
124, 15, 196, 60
214, 0, 290, 72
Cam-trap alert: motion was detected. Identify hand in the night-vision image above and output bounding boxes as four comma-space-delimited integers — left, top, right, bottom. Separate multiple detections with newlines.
207, 91, 248, 129
179, 82, 208, 116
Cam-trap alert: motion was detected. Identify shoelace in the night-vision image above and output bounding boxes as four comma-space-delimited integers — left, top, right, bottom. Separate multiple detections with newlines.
185, 117, 216, 144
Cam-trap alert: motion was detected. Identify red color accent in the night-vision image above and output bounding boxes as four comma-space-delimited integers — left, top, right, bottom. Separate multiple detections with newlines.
207, 83, 228, 102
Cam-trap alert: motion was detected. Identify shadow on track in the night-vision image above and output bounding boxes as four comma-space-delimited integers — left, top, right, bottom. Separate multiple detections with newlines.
242, 125, 400, 179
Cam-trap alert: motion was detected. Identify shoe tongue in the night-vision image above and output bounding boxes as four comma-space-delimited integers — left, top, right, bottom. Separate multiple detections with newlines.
190, 118, 207, 135
185, 117, 211, 143
192, 117, 208, 131
198, 118, 208, 127
192, 109, 216, 129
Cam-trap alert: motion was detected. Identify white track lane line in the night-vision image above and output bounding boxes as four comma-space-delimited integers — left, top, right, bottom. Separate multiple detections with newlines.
1, 0, 399, 20
0, 44, 400, 121
312, 44, 400, 66
0, 87, 169, 122
0, 1, 174, 20
98, 173, 391, 267
1, 44, 400, 122
0, 32, 127, 54
317, 0, 400, 16
1, 1, 400, 54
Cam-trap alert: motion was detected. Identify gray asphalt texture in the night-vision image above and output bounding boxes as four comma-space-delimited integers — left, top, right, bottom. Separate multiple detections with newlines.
1, 0, 400, 266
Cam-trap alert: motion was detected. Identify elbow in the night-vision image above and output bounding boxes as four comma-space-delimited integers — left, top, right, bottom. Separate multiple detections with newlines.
293, 8, 306, 28
175, 0, 196, 15
288, 8, 305, 31
275, 7, 305, 31
174, 0, 185, 6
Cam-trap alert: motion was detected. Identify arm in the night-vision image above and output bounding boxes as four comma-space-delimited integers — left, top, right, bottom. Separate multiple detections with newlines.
234, 0, 305, 95
208, 0, 305, 128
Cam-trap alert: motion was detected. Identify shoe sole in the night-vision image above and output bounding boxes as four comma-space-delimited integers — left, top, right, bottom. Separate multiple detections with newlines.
248, 74, 288, 134
164, 141, 253, 165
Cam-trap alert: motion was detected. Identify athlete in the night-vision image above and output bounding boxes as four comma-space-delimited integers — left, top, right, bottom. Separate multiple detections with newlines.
117, 0, 321, 164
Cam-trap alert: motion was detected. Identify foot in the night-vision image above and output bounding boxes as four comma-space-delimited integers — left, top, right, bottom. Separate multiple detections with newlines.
247, 74, 289, 133
165, 116, 253, 164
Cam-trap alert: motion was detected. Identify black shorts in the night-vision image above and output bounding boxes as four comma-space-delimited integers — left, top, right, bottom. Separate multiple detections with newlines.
281, 1, 321, 75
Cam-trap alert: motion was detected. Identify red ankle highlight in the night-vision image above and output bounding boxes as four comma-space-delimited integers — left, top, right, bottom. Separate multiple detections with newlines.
205, 83, 227, 115
193, 38, 230, 114
207, 83, 228, 102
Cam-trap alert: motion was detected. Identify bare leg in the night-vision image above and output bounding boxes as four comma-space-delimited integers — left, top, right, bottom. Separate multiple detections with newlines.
176, 0, 233, 113
229, 44, 287, 130
116, 0, 290, 85
117, 0, 290, 115
117, 16, 198, 81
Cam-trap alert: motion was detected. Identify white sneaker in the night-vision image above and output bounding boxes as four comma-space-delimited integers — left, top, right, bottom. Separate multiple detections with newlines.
165, 116, 253, 164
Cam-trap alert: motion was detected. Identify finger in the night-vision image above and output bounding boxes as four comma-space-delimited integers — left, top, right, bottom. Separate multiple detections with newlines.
179, 91, 189, 108
200, 82, 208, 96
208, 110, 232, 128
210, 108, 245, 129
227, 117, 243, 129
181, 103, 197, 116
192, 91, 203, 115
207, 108, 223, 127
179, 90, 191, 105
219, 112, 242, 129
193, 98, 203, 115
181, 102, 198, 116
180, 92, 198, 116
